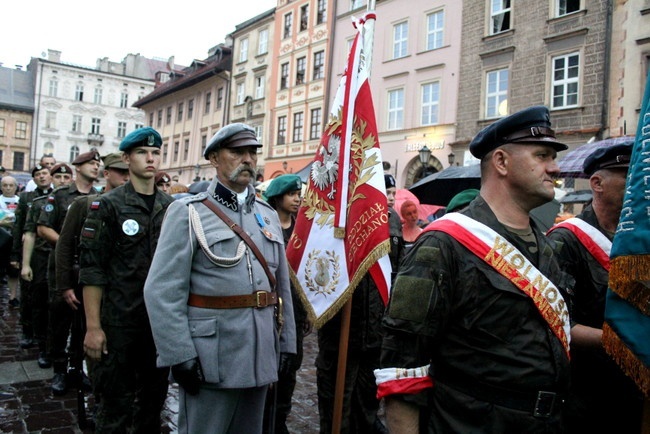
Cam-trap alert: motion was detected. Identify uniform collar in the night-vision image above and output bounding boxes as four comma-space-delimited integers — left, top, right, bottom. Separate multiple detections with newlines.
210, 180, 256, 212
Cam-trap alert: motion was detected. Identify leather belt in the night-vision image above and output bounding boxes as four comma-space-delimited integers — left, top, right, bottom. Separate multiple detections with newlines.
188, 291, 278, 309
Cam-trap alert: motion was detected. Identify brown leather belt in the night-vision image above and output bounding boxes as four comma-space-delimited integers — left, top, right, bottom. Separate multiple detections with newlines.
187, 291, 278, 309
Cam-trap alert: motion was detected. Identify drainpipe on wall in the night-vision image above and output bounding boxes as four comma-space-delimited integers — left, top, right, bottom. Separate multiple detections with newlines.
600, 0, 613, 140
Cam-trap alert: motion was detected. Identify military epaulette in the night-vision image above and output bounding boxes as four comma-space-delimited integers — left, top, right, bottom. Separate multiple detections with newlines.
31, 194, 49, 203
180, 192, 208, 206
50, 185, 70, 195
254, 196, 274, 212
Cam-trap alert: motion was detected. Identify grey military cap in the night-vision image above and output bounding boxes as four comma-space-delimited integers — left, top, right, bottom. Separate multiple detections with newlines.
204, 123, 262, 159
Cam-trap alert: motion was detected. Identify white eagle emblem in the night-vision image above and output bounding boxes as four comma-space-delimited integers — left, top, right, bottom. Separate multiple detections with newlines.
311, 134, 340, 199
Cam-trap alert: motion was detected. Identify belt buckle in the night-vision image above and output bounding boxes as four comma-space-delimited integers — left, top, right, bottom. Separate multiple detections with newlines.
533, 391, 556, 418
255, 291, 268, 308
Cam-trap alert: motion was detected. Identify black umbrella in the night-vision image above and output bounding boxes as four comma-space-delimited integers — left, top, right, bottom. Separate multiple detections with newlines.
559, 189, 592, 204
409, 164, 481, 206
558, 136, 634, 178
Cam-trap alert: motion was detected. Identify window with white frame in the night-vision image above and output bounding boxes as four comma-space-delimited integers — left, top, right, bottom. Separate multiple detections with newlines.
75, 83, 84, 101
188, 99, 194, 119
296, 57, 306, 85
258, 29, 269, 55
485, 68, 509, 118
255, 76, 265, 99
239, 38, 249, 62
393, 22, 409, 59
48, 78, 58, 97
72, 115, 82, 132
120, 92, 129, 108
0, 119, 4, 136
310, 108, 322, 140
157, 110, 163, 127
94, 87, 103, 104
69, 146, 80, 163
45, 111, 57, 129
313, 51, 325, 80
490, 0, 511, 35
205, 92, 211, 114
293, 112, 304, 142
174, 141, 179, 162
421, 82, 440, 126
388, 89, 404, 130
163, 143, 168, 163
166, 107, 172, 124
15, 121, 27, 139
351, 0, 367, 10
277, 116, 287, 145
117, 121, 127, 138
91, 117, 101, 135
317, 0, 327, 24
280, 63, 290, 89
236, 82, 246, 105
184, 139, 190, 161
177, 102, 184, 122
254, 125, 263, 144
556, 0, 579, 17
552, 52, 580, 108
284, 13, 293, 39
427, 10, 444, 50
43, 142, 54, 155
217, 88, 224, 109
300, 5, 309, 32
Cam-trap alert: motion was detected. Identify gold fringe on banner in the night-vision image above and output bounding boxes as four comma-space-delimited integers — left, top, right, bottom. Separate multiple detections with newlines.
609, 255, 650, 316
603, 323, 650, 397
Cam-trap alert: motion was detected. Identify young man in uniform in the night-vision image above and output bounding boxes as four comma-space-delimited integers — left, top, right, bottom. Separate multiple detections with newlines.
80, 128, 173, 433
37, 151, 100, 395
547, 141, 644, 433
377, 106, 573, 433
143, 123, 296, 434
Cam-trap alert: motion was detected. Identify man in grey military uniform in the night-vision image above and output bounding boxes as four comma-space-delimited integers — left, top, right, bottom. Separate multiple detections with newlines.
144, 122, 296, 434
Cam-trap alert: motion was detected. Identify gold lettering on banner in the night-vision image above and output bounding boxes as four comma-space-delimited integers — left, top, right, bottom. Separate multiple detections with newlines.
347, 202, 388, 261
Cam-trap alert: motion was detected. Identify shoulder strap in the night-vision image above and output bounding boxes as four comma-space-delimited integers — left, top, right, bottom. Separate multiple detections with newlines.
201, 198, 277, 290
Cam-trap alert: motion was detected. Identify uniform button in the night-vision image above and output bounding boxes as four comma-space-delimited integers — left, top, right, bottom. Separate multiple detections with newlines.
256, 279, 262, 285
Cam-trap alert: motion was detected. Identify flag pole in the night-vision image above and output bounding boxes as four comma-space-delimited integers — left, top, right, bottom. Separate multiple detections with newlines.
331, 4, 378, 433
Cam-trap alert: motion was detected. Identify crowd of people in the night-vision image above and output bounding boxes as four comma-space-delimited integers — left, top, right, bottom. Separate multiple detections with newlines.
1, 105, 644, 433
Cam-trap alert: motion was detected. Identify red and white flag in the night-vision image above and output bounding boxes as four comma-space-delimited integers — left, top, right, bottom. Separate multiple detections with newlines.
286, 13, 391, 328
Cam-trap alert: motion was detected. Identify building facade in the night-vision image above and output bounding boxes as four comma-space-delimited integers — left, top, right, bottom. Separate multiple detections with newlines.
0, 66, 33, 180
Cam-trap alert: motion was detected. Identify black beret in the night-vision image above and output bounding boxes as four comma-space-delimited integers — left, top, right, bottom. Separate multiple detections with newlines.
204, 123, 261, 159
264, 174, 302, 200
119, 127, 162, 152
31, 164, 48, 177
384, 174, 396, 189
72, 151, 101, 165
50, 163, 72, 175
469, 106, 568, 159
583, 140, 633, 176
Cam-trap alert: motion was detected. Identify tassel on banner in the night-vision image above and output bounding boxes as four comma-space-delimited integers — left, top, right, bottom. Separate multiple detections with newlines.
608, 255, 650, 316
603, 323, 650, 396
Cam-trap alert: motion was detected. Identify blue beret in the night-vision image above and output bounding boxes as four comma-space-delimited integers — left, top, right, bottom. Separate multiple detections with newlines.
264, 174, 302, 200
469, 106, 568, 159
119, 127, 162, 152
583, 140, 633, 175
384, 174, 396, 189
204, 123, 261, 159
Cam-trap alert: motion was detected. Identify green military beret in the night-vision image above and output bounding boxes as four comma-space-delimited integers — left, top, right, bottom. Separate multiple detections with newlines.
119, 127, 162, 152
264, 174, 302, 200
446, 188, 479, 212
204, 123, 262, 159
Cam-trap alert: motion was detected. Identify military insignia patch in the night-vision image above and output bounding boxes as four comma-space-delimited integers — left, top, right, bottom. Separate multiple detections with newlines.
90, 201, 100, 210
44, 204, 54, 212
81, 226, 95, 239
122, 219, 139, 236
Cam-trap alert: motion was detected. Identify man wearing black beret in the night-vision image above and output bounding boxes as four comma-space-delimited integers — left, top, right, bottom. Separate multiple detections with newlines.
144, 122, 296, 433
79, 127, 173, 432
547, 140, 643, 433
380, 106, 572, 433
36, 150, 100, 396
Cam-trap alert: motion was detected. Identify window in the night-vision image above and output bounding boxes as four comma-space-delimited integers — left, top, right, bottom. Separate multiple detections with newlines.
48, 79, 58, 97
149, 112, 154, 126
72, 115, 82, 132
120, 92, 129, 108
254, 125, 263, 144
317, 0, 327, 24
188, 99, 194, 119
239, 38, 249, 62
280, 63, 290, 89
91, 118, 101, 135
135, 123, 143, 130
387, 89, 404, 130
293, 112, 304, 142
421, 82, 440, 126
313, 51, 325, 80
166, 106, 172, 124
75, 83, 84, 101
94, 87, 103, 104
117, 122, 127, 138
217, 88, 224, 109
552, 52, 580, 108
163, 143, 168, 163
177, 102, 184, 122
45, 111, 57, 129
43, 142, 54, 156
0, 119, 4, 136
12, 152, 24, 171
557, 0, 579, 17
205, 92, 212, 114
70, 145, 80, 163
351, 0, 367, 10
255, 75, 265, 99
426, 10, 444, 51
490, 0, 511, 35
300, 5, 309, 32
201, 135, 207, 156
486, 68, 509, 118
157, 109, 163, 127
277, 116, 287, 145
258, 29, 269, 55
236, 82, 246, 105
174, 141, 179, 161
296, 57, 306, 85
284, 13, 293, 39
184, 139, 190, 161
15, 121, 27, 139
393, 22, 409, 59
310, 108, 322, 140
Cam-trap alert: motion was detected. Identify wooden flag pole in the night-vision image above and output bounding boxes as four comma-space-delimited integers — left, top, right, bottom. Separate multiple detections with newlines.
331, 299, 353, 434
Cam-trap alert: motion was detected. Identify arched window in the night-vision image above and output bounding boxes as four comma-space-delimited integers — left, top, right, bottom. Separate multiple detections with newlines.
43, 142, 54, 156
69, 145, 80, 163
